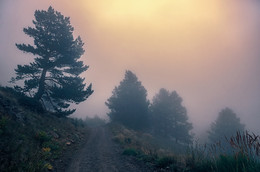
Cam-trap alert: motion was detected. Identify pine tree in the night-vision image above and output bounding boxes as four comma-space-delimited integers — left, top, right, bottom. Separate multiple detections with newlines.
11, 6, 93, 116
208, 107, 245, 144
150, 88, 193, 144
106, 70, 149, 130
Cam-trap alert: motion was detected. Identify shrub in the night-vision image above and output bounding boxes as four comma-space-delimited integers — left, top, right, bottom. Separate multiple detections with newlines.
0, 116, 9, 135
123, 148, 138, 156
35, 131, 51, 143
156, 156, 176, 169
216, 153, 260, 172
17, 96, 44, 113
0, 86, 44, 113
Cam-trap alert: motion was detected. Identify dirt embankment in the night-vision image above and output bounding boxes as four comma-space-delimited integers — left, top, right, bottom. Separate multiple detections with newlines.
66, 126, 152, 172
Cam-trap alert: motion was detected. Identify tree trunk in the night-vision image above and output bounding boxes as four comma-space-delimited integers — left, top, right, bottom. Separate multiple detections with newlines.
34, 68, 47, 100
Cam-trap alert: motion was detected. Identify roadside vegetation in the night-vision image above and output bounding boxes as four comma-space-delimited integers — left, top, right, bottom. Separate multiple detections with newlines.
109, 122, 260, 172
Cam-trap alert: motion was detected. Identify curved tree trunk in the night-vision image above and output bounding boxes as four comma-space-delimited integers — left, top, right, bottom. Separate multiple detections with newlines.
34, 68, 47, 100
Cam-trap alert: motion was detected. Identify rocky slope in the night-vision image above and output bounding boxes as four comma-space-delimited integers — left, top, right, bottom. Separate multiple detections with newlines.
0, 87, 88, 172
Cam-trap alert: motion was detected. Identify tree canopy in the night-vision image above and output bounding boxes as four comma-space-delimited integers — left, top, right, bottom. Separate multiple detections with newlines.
150, 88, 193, 144
208, 107, 245, 144
11, 6, 93, 116
106, 70, 149, 130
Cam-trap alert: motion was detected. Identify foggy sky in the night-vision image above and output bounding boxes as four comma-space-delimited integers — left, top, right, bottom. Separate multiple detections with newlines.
1, 0, 260, 136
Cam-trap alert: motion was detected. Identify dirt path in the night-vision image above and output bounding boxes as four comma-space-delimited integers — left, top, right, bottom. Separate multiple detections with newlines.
66, 126, 152, 172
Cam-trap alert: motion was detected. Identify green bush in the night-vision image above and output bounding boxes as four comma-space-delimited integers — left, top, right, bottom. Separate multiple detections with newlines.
216, 153, 260, 172
192, 161, 215, 172
0, 116, 9, 135
0, 116, 8, 129
17, 96, 44, 113
35, 131, 51, 143
138, 154, 158, 163
188, 153, 260, 172
0, 86, 44, 113
123, 148, 138, 156
156, 156, 176, 169
43, 141, 60, 152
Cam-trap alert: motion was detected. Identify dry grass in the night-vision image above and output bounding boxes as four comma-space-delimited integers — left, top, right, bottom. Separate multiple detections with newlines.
227, 131, 260, 159
109, 122, 260, 171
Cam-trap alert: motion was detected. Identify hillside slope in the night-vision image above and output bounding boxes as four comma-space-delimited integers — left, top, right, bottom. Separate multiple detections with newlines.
0, 87, 89, 172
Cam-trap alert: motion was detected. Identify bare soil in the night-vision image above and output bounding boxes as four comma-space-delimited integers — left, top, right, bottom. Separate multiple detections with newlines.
64, 126, 153, 172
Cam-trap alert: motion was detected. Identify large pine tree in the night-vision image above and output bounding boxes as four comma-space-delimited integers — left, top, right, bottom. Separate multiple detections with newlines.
11, 6, 93, 116
106, 70, 149, 130
150, 88, 193, 144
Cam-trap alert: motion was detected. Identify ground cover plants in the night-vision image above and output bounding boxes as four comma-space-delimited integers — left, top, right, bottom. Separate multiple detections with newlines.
0, 86, 89, 171
109, 122, 260, 172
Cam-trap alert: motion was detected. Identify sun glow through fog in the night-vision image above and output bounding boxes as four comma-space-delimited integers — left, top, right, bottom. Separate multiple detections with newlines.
2, 0, 260, 134
92, 0, 224, 25
81, 0, 227, 65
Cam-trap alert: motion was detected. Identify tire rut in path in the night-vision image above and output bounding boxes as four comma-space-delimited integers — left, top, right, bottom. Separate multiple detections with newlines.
66, 126, 151, 172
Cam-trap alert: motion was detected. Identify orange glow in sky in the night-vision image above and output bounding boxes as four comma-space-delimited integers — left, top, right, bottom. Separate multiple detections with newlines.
1, 0, 260, 134
91, 0, 223, 21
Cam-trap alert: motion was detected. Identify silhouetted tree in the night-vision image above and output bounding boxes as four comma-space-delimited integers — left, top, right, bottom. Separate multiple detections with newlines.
208, 107, 245, 145
106, 70, 149, 130
150, 88, 193, 144
11, 6, 93, 116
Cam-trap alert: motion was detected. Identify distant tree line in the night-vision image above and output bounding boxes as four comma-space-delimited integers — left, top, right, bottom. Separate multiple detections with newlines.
106, 70, 245, 145
106, 70, 193, 145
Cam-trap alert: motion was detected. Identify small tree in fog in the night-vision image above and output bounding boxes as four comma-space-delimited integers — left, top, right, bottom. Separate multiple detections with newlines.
208, 107, 245, 144
150, 88, 193, 144
11, 7, 93, 116
106, 70, 149, 130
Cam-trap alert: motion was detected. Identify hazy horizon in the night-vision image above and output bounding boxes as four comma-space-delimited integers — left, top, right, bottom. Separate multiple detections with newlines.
1, 0, 260, 137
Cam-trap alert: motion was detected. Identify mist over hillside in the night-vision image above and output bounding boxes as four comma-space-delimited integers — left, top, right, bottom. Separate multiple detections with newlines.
1, 0, 260, 136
